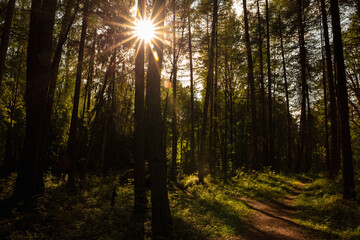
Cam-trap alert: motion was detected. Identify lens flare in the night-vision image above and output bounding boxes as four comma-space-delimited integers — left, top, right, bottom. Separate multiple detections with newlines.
135, 19, 155, 43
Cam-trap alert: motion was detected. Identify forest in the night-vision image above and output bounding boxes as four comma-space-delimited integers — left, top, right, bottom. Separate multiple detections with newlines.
0, 0, 359, 239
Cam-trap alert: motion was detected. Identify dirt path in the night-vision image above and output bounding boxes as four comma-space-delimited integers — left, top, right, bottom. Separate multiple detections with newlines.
236, 184, 320, 240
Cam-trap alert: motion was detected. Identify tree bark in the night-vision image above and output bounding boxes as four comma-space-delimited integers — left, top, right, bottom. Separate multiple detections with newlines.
40, 0, 79, 174
257, 0, 267, 166
171, 0, 178, 182
320, 0, 340, 176
13, 0, 57, 200
146, 0, 173, 236
198, 0, 218, 182
0, 0, 16, 87
279, 15, 291, 171
296, 0, 308, 172
213, 24, 219, 171
243, 0, 258, 170
188, 9, 195, 173
134, 0, 146, 216
67, 0, 88, 185
321, 45, 330, 173
266, 0, 274, 168
329, 0, 356, 200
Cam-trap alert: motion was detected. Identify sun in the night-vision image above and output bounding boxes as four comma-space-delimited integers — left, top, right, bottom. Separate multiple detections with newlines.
134, 19, 155, 43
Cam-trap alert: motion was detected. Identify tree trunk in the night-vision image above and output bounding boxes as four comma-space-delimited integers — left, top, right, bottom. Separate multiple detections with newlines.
188, 9, 195, 173
146, 0, 173, 236
0, 0, 16, 87
229, 64, 234, 168
134, 0, 146, 215
171, 0, 178, 182
198, 0, 218, 182
296, 0, 308, 172
41, 0, 79, 173
13, 0, 57, 200
243, 0, 258, 170
67, 0, 88, 185
320, 0, 340, 176
329, 0, 356, 200
223, 47, 229, 174
266, 0, 273, 167
321, 45, 330, 173
305, 86, 313, 172
213, 25, 219, 172
257, 0, 267, 166
279, 16, 291, 171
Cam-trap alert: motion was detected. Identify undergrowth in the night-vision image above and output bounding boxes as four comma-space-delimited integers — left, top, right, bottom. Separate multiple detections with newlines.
0, 170, 359, 239
293, 174, 360, 240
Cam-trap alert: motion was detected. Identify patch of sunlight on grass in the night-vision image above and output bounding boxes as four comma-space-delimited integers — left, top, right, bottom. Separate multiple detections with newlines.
293, 176, 360, 240
170, 174, 250, 238
228, 169, 300, 201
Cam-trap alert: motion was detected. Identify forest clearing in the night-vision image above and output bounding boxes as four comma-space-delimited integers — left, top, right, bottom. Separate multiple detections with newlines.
0, 0, 359, 238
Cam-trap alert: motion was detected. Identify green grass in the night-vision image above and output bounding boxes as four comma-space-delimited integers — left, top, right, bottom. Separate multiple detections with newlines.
293, 174, 360, 240
0, 170, 359, 239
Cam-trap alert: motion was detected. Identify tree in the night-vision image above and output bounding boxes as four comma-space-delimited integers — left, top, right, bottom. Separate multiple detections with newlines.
13, 0, 57, 200
0, 0, 16, 88
198, 0, 218, 182
329, 0, 356, 200
256, 0, 267, 167
188, 4, 195, 173
278, 14, 291, 170
296, 0, 309, 172
243, 0, 258, 169
146, 0, 173, 236
171, 0, 178, 182
266, 0, 274, 167
320, 0, 340, 176
67, 0, 89, 185
134, 0, 146, 215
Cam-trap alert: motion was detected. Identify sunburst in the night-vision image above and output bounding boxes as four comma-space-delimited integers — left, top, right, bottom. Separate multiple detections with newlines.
134, 19, 155, 43
97, 4, 171, 63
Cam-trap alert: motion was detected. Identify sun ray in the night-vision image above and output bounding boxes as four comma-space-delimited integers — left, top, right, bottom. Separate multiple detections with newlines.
134, 18, 155, 43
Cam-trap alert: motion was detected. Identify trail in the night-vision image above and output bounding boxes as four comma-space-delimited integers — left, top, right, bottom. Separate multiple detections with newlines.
235, 183, 321, 240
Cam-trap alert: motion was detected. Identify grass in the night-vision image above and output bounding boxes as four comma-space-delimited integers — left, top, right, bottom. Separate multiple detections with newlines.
0, 170, 359, 239
293, 174, 360, 240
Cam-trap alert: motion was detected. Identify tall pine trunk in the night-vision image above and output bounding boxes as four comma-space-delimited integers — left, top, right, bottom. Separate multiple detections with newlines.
146, 0, 173, 236
171, 0, 178, 181
213, 26, 219, 171
13, 0, 57, 200
266, 0, 274, 167
42, 0, 79, 172
296, 0, 308, 172
257, 0, 267, 166
67, 0, 88, 185
279, 15, 291, 170
243, 0, 258, 169
198, 0, 218, 182
0, 0, 16, 87
134, 0, 146, 215
329, 0, 356, 200
188, 8, 195, 173
321, 0, 340, 176
321, 44, 330, 173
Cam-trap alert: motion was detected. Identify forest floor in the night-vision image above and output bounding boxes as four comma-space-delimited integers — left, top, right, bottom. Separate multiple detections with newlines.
0, 170, 359, 239
235, 183, 319, 240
